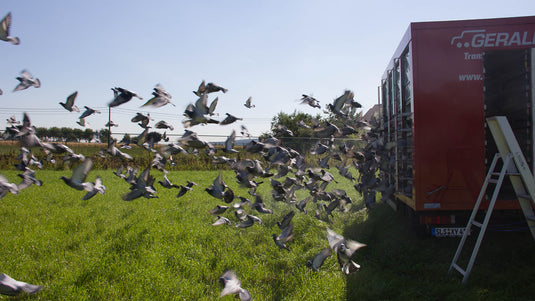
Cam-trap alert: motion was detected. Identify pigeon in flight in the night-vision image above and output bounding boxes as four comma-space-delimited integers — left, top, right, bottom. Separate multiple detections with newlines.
0, 174, 19, 199
131, 112, 153, 128
219, 113, 243, 125
0, 12, 20, 45
299, 94, 320, 108
15, 113, 42, 148
176, 181, 197, 198
244, 97, 255, 108
141, 84, 174, 108
272, 223, 294, 251
109, 87, 143, 107
212, 215, 232, 226
13, 70, 40, 92
205, 82, 228, 94
60, 159, 93, 191
219, 270, 251, 301
222, 130, 239, 154
277, 211, 295, 229
77, 118, 89, 127
306, 248, 332, 271
79, 106, 101, 119
0, 88, 3, 95
105, 120, 119, 127
81, 176, 106, 200
59, 91, 80, 112
122, 166, 157, 201
155, 120, 174, 131
0, 273, 42, 296
17, 169, 43, 191
326, 227, 366, 274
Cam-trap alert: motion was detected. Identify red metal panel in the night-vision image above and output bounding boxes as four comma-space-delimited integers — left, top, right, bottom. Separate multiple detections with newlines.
392, 16, 535, 212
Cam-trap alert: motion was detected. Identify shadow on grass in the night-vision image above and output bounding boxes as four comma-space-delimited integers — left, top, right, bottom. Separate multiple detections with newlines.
343, 203, 535, 300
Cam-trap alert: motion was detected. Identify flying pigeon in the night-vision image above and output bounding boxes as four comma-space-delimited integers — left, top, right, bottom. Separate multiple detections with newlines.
105, 121, 119, 127
244, 97, 255, 108
131, 112, 153, 128
277, 211, 295, 229
205, 82, 228, 94
222, 130, 239, 153
109, 87, 143, 107
0, 273, 42, 296
79, 106, 101, 119
141, 84, 174, 108
155, 120, 174, 131
326, 227, 366, 274
13, 70, 40, 92
219, 113, 242, 125
209, 205, 229, 215
252, 195, 273, 214
306, 248, 332, 271
0, 12, 20, 45
219, 270, 251, 301
212, 215, 232, 226
272, 222, 294, 251
299, 94, 320, 108
60, 159, 93, 191
81, 176, 106, 200
122, 166, 157, 201
0, 174, 19, 199
59, 91, 80, 112
176, 181, 197, 198
235, 214, 262, 228
17, 169, 42, 191
15, 113, 42, 148
76, 118, 89, 127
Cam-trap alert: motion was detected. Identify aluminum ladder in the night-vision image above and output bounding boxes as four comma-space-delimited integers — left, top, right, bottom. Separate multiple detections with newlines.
449, 116, 535, 284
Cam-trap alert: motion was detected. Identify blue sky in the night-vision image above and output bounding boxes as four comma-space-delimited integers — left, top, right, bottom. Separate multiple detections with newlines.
1, 0, 534, 141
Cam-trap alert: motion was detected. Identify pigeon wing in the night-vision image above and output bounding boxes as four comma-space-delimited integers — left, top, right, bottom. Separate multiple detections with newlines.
71, 158, 93, 185
326, 227, 344, 251
219, 270, 242, 297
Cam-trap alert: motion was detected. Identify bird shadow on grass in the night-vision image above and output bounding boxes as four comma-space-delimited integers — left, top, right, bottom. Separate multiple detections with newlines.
342, 202, 535, 300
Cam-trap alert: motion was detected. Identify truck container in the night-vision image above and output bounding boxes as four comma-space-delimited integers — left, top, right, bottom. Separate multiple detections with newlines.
379, 16, 535, 235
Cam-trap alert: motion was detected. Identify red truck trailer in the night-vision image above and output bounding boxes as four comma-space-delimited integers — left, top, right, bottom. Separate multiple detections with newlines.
379, 16, 535, 235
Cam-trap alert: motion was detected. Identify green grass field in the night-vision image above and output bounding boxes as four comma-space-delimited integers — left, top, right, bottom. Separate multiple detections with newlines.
1, 162, 535, 299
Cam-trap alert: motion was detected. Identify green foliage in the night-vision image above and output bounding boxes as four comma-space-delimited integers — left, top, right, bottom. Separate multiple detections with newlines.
0, 169, 534, 299
265, 110, 324, 153
0, 170, 358, 300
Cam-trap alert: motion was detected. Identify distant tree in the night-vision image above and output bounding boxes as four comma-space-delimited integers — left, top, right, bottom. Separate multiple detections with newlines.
83, 129, 94, 142
120, 133, 131, 144
60, 127, 75, 142
267, 110, 323, 152
98, 129, 110, 144
48, 127, 61, 141
35, 127, 49, 141
72, 128, 84, 142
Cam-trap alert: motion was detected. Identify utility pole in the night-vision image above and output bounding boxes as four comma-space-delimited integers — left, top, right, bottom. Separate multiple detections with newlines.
107, 106, 111, 148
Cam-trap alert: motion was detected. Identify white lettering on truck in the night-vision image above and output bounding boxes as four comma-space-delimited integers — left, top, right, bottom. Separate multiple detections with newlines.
451, 30, 535, 48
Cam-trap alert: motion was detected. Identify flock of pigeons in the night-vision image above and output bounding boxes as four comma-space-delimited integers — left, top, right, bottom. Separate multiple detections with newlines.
0, 11, 387, 299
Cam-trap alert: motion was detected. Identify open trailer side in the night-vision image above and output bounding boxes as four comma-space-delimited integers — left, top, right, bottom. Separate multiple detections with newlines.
379, 16, 535, 234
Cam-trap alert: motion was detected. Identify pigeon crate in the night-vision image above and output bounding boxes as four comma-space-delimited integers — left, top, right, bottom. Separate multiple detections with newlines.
379, 16, 535, 226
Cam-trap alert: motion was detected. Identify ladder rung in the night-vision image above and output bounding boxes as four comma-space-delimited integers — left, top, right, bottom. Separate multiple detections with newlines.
491, 172, 520, 176
518, 194, 533, 201
471, 220, 483, 228
526, 215, 535, 222
488, 179, 499, 184
451, 263, 466, 276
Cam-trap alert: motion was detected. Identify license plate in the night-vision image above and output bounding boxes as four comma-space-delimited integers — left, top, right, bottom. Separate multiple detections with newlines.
432, 227, 469, 237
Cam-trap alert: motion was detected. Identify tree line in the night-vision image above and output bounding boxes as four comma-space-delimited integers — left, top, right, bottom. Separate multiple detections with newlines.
2, 126, 112, 143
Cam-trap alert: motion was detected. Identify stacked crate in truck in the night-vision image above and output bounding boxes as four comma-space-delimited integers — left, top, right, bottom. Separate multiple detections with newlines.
379, 16, 535, 228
